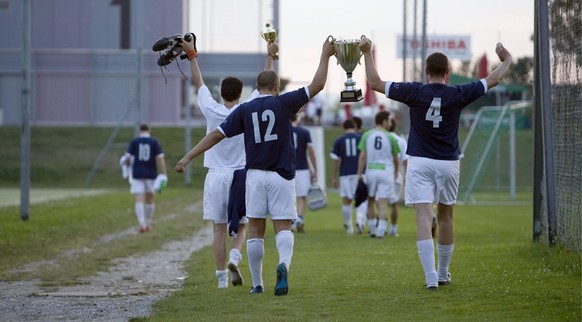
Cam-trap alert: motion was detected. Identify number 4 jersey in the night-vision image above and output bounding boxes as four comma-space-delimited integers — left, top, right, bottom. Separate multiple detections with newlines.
385, 79, 487, 160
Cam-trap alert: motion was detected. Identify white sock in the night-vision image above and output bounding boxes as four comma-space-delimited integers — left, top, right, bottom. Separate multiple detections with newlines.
341, 205, 352, 226
368, 219, 377, 235
145, 204, 154, 226
377, 219, 388, 236
437, 243, 454, 279
417, 239, 437, 285
216, 269, 228, 288
247, 238, 264, 287
275, 230, 294, 269
229, 248, 242, 266
135, 203, 145, 226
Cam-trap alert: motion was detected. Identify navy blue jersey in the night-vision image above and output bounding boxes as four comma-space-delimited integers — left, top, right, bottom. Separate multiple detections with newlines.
387, 80, 486, 160
126, 136, 163, 179
219, 88, 309, 180
292, 126, 312, 170
330, 132, 361, 176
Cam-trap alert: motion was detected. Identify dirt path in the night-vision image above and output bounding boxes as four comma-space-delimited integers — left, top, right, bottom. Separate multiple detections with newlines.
0, 203, 213, 322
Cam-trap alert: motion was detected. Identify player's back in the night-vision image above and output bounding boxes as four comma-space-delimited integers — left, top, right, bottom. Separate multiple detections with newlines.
359, 129, 397, 173
128, 136, 161, 179
292, 126, 312, 170
332, 132, 361, 176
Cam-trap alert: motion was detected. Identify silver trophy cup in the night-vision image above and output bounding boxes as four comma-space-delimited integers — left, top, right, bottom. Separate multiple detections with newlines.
333, 36, 364, 102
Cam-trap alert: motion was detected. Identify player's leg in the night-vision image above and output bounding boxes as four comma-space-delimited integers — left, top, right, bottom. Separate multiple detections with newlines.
213, 223, 229, 288
130, 179, 147, 232
390, 180, 402, 236
435, 159, 460, 285
268, 172, 297, 296
294, 169, 310, 233
245, 170, 268, 293
144, 191, 155, 231
228, 219, 246, 286
406, 156, 438, 289
339, 175, 356, 234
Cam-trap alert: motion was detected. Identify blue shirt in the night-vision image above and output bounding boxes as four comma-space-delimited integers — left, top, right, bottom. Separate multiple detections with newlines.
219, 88, 310, 180
292, 125, 312, 170
126, 135, 163, 179
330, 132, 361, 176
386, 80, 487, 160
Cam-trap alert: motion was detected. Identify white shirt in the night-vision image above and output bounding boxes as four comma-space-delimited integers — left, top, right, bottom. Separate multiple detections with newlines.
198, 85, 258, 170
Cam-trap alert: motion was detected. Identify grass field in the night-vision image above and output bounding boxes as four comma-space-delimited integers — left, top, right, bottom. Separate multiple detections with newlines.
1, 189, 578, 321
0, 126, 578, 321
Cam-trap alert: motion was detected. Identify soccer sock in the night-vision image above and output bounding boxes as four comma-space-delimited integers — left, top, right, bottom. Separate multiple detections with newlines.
341, 205, 352, 226
216, 269, 228, 288
368, 219, 377, 235
247, 238, 264, 287
144, 204, 154, 226
134, 202, 145, 227
229, 248, 242, 266
417, 239, 438, 285
297, 215, 304, 224
437, 243, 454, 279
377, 219, 388, 236
275, 230, 294, 269
390, 224, 398, 234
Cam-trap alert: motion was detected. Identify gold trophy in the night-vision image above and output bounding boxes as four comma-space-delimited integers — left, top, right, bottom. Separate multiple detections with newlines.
332, 35, 364, 102
260, 23, 278, 60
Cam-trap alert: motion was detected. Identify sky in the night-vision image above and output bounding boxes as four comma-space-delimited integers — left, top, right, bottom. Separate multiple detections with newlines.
190, 0, 534, 104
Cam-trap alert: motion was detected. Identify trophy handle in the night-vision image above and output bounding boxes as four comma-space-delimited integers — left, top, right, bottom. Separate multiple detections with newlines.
327, 35, 335, 43
357, 35, 366, 64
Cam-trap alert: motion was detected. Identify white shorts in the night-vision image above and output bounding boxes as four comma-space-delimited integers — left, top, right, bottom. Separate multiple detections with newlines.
366, 171, 398, 204
405, 156, 460, 206
203, 170, 249, 224
339, 175, 358, 199
130, 178, 155, 194
295, 169, 311, 197
246, 169, 297, 220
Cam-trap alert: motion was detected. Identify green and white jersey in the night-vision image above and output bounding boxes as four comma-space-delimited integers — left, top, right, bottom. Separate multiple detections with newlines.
358, 128, 401, 174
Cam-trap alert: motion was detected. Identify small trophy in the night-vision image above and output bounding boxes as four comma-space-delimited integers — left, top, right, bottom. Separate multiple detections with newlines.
332, 35, 364, 102
261, 23, 278, 60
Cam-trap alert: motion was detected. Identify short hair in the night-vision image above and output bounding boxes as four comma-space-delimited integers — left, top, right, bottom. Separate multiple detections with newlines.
221, 77, 243, 102
343, 119, 355, 130
256, 70, 279, 91
139, 123, 150, 132
352, 116, 363, 130
426, 52, 449, 78
375, 111, 391, 126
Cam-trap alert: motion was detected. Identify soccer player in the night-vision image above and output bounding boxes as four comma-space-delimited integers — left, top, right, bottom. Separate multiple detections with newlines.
360, 36, 512, 289
123, 124, 168, 233
291, 113, 317, 233
352, 116, 368, 233
330, 118, 361, 234
177, 34, 278, 289
356, 111, 400, 238
387, 117, 408, 237
175, 37, 335, 296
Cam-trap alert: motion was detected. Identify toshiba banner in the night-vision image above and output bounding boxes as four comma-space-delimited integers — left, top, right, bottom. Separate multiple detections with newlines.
396, 35, 471, 61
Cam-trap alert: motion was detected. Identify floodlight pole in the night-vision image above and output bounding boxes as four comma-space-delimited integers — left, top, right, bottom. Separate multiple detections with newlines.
20, 0, 32, 221
420, 0, 427, 83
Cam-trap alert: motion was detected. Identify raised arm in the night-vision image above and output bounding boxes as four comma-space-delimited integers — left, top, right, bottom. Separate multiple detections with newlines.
182, 34, 203, 93
484, 43, 512, 90
175, 129, 225, 173
307, 36, 336, 99
360, 36, 387, 94
265, 42, 279, 71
